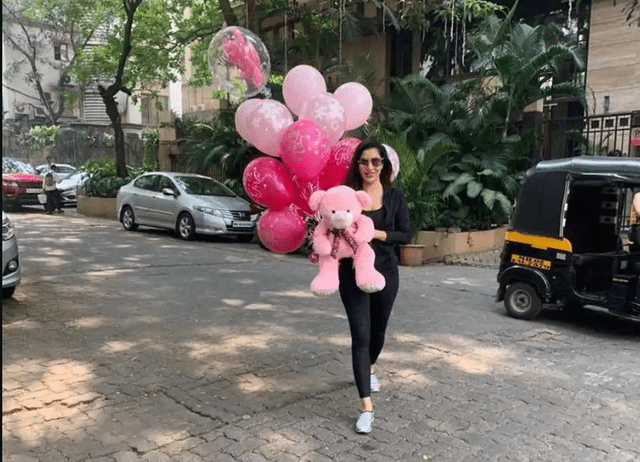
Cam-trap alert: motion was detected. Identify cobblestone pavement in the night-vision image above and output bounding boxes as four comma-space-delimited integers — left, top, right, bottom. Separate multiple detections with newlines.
3, 209, 640, 462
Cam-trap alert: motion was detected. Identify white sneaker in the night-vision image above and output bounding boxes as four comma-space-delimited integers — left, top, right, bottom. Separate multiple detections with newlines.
370, 373, 380, 393
355, 411, 374, 434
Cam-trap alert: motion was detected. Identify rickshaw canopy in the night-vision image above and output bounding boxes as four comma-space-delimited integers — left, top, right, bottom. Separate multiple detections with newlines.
511, 157, 640, 238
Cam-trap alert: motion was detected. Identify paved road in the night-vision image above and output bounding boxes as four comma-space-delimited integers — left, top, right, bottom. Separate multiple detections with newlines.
3, 209, 640, 462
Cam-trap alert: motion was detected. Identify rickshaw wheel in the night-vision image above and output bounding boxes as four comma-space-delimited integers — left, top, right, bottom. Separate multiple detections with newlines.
505, 282, 542, 320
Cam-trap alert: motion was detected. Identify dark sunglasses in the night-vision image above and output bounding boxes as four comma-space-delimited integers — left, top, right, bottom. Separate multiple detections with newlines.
358, 158, 384, 168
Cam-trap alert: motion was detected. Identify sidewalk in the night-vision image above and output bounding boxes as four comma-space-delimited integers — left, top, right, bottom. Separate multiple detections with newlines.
442, 249, 501, 269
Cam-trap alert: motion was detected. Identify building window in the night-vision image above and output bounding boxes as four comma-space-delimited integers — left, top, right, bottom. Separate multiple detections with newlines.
141, 95, 169, 126
141, 96, 151, 125
54, 43, 68, 61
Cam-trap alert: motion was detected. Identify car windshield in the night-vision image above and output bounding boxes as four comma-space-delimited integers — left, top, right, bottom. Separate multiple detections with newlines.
173, 176, 236, 197
2, 158, 38, 174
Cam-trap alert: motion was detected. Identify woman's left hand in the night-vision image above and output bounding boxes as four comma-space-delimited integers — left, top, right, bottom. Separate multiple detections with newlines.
373, 230, 387, 242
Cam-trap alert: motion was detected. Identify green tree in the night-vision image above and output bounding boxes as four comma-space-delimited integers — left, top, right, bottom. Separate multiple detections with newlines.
1, 0, 113, 125
467, 2, 586, 137
70, 0, 188, 178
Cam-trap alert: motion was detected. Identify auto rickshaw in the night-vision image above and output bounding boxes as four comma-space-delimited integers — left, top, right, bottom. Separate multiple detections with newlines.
496, 157, 640, 320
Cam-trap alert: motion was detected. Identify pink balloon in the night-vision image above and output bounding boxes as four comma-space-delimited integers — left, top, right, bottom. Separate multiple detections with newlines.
246, 99, 293, 156
382, 144, 400, 182
318, 137, 361, 190
282, 65, 327, 116
299, 93, 346, 146
257, 207, 307, 253
235, 98, 262, 144
279, 120, 331, 181
243, 157, 297, 210
333, 82, 373, 130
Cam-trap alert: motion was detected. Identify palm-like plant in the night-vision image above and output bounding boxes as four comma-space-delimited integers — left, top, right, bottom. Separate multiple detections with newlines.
385, 70, 532, 230
467, 9, 586, 137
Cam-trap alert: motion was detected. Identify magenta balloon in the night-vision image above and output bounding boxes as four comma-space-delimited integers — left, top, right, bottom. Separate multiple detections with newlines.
318, 137, 361, 190
279, 119, 331, 181
298, 93, 346, 146
333, 82, 373, 130
257, 207, 307, 253
246, 99, 293, 156
242, 157, 297, 209
282, 65, 327, 116
291, 175, 320, 216
235, 98, 262, 144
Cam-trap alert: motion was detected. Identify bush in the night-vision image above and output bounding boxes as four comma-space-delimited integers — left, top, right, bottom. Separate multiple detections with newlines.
25, 125, 60, 150
82, 159, 152, 198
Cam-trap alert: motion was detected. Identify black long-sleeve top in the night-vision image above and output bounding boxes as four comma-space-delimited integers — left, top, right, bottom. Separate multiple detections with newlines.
362, 186, 412, 270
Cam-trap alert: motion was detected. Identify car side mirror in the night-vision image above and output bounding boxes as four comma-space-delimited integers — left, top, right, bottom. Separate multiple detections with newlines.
162, 188, 178, 197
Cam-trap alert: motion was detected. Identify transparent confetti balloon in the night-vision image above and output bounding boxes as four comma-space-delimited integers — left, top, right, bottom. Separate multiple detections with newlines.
208, 26, 271, 102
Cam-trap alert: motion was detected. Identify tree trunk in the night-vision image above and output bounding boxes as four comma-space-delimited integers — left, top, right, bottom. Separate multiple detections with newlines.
218, 0, 239, 26
246, 0, 259, 33
99, 85, 127, 178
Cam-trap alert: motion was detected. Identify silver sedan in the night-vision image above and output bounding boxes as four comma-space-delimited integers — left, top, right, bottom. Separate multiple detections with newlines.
2, 212, 21, 298
116, 172, 257, 240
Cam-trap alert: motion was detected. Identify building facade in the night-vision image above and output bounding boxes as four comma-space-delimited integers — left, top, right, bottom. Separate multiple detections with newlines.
2, 16, 174, 166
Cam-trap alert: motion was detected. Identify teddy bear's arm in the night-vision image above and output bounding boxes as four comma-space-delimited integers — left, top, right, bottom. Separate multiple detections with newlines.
351, 215, 375, 244
312, 221, 333, 256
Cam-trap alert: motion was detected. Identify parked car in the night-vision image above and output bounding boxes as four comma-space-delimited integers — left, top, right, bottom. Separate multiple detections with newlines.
57, 171, 88, 207
2, 158, 43, 211
117, 172, 257, 240
2, 212, 21, 298
36, 163, 76, 180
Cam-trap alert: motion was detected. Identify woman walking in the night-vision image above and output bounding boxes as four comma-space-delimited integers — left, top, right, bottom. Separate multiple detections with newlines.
339, 139, 411, 433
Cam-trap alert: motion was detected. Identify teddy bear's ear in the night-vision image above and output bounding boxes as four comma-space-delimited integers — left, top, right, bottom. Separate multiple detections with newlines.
355, 190, 372, 208
309, 190, 327, 211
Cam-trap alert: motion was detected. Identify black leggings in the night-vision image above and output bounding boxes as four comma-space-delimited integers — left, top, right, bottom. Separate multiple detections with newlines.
338, 259, 399, 398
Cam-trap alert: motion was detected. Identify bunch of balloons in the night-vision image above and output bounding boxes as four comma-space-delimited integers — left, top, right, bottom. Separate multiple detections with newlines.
208, 27, 402, 254
237, 65, 376, 253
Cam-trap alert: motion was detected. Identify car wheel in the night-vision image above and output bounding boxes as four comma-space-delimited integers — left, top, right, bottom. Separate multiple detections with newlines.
504, 282, 542, 320
176, 212, 196, 240
121, 206, 139, 231
2, 286, 16, 298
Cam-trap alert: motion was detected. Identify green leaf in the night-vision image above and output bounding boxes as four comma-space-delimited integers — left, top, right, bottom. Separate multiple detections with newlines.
481, 188, 497, 210
467, 181, 483, 198
495, 192, 513, 215
443, 173, 474, 198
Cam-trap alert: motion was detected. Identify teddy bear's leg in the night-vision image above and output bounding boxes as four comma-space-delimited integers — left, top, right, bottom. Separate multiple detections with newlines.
353, 245, 386, 293
311, 257, 341, 297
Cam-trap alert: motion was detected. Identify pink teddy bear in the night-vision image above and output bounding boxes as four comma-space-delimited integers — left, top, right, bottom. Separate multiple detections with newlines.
309, 185, 386, 297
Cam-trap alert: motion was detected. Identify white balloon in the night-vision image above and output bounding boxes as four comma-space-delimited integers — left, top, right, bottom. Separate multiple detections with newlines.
383, 144, 400, 182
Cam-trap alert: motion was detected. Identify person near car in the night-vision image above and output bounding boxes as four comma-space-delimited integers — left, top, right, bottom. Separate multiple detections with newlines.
338, 139, 411, 434
42, 165, 63, 214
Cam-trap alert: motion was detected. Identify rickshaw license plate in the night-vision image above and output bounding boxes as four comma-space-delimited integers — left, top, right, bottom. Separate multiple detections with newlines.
511, 254, 551, 270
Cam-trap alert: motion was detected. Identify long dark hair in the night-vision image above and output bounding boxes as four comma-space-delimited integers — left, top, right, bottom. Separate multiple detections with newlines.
343, 139, 394, 190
